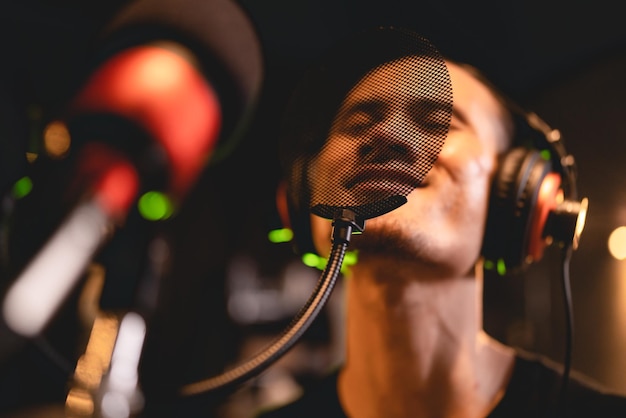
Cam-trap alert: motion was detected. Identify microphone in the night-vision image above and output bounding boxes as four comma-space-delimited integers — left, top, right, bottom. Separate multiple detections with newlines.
67, 0, 263, 201
2, 0, 263, 338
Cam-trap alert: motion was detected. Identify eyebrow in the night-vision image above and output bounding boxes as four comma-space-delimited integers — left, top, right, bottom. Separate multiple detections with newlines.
339, 99, 386, 119
342, 96, 451, 115
406, 97, 451, 116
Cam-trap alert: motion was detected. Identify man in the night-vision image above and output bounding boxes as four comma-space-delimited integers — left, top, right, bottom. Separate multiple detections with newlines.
257, 27, 626, 417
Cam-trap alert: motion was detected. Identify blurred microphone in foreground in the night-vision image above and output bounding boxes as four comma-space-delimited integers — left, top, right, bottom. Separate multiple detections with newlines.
2, 0, 263, 339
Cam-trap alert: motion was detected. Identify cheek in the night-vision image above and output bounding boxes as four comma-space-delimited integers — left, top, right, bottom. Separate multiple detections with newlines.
457, 157, 494, 229
438, 136, 496, 235
462, 160, 493, 205
438, 132, 497, 182
451, 168, 494, 264
309, 145, 352, 192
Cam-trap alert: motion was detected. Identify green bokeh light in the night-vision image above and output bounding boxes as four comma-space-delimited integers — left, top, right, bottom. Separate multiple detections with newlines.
137, 191, 174, 221
12, 176, 33, 199
344, 250, 358, 266
496, 259, 507, 276
484, 258, 507, 276
268, 228, 294, 243
484, 259, 495, 270
301, 252, 319, 268
301, 250, 357, 274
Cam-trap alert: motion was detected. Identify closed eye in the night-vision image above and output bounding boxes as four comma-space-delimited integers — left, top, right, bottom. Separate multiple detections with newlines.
334, 100, 386, 136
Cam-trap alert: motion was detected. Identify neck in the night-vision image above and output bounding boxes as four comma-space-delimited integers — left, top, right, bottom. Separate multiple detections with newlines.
338, 258, 515, 418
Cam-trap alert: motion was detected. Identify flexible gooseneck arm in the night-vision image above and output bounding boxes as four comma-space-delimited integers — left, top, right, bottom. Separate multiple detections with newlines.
179, 208, 363, 397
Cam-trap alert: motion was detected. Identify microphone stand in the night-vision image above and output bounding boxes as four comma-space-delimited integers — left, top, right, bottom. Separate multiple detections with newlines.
65, 205, 365, 413
65, 208, 168, 418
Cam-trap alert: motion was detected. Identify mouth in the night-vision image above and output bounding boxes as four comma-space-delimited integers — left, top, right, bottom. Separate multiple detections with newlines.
344, 166, 427, 191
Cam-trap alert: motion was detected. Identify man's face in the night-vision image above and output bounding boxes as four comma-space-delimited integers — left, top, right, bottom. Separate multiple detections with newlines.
308, 59, 510, 276
308, 55, 450, 211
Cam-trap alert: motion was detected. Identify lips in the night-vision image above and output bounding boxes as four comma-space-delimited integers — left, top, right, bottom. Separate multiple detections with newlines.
343, 165, 426, 192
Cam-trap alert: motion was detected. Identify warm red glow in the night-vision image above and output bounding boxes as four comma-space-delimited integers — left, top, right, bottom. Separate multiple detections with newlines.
275, 181, 291, 230
94, 162, 139, 218
71, 45, 222, 199
76, 143, 139, 219
527, 172, 561, 261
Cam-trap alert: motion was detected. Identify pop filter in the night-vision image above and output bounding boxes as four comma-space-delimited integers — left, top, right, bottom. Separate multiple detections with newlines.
280, 26, 452, 225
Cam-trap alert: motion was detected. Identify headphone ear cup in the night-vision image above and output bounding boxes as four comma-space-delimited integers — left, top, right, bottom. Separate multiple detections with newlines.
275, 181, 317, 256
482, 147, 555, 272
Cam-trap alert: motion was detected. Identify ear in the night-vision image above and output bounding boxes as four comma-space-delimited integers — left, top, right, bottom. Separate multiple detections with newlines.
275, 180, 292, 231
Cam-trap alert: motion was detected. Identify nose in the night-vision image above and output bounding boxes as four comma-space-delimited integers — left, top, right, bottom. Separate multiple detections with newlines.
357, 110, 420, 164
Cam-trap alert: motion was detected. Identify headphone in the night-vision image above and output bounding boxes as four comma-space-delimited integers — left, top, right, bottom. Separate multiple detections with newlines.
274, 29, 584, 274
481, 106, 580, 273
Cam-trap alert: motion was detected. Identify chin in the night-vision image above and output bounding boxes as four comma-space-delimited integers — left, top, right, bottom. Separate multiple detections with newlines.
354, 223, 478, 273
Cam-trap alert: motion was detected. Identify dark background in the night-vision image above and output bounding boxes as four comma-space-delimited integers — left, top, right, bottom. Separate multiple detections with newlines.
2, 0, 626, 416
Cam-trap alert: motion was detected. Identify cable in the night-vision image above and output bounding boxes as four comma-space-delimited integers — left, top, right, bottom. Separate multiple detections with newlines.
558, 244, 574, 417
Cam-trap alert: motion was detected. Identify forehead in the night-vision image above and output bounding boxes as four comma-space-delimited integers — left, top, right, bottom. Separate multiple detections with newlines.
340, 55, 448, 106
339, 56, 504, 115
445, 61, 505, 116
445, 61, 512, 152
335, 56, 510, 148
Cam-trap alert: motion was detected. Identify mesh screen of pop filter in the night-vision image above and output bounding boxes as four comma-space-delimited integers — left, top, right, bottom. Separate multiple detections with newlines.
279, 27, 452, 222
